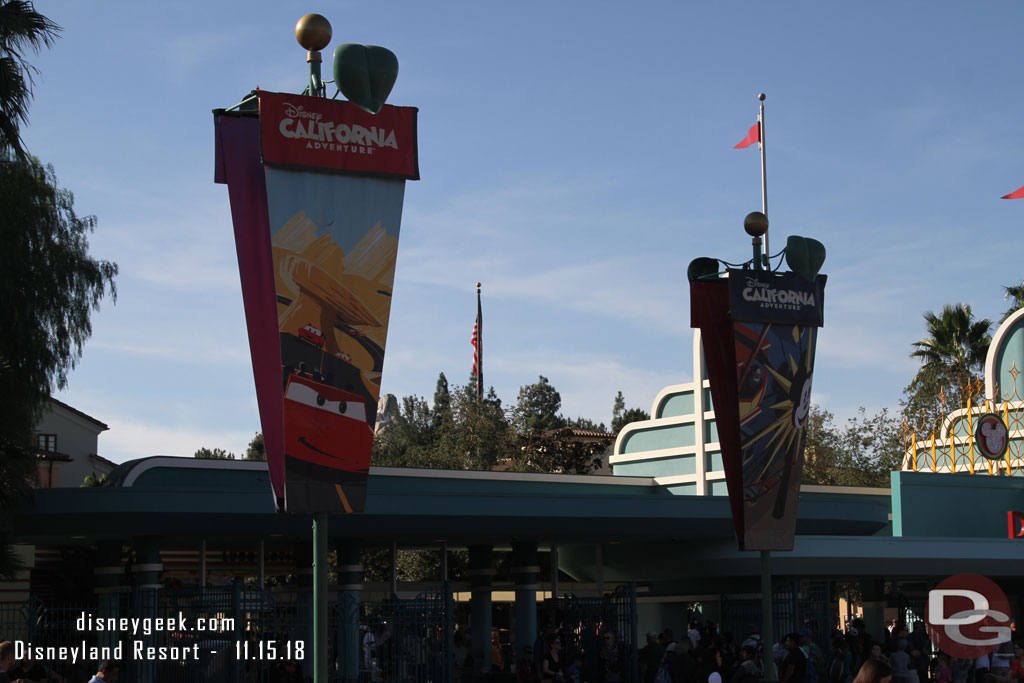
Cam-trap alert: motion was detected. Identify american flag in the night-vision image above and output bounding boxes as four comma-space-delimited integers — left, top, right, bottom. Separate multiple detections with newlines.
471, 284, 482, 400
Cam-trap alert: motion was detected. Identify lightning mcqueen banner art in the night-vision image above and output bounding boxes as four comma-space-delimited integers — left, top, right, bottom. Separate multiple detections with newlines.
214, 91, 418, 514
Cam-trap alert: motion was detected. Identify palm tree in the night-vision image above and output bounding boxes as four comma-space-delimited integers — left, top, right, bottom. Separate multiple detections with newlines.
0, 0, 60, 157
910, 302, 992, 393
1001, 280, 1024, 323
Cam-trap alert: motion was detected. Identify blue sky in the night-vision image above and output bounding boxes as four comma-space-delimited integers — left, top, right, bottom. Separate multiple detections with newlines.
23, 2, 1024, 463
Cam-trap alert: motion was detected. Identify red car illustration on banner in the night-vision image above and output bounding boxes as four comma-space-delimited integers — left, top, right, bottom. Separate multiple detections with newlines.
298, 324, 326, 349
282, 368, 372, 472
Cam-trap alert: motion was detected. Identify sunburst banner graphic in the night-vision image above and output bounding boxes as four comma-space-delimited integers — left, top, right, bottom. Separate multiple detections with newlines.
214, 92, 419, 515
691, 269, 825, 550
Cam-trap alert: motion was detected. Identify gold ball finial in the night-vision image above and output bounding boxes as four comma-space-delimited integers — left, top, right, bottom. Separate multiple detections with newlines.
744, 211, 769, 237
476, 282, 481, 288
295, 14, 332, 52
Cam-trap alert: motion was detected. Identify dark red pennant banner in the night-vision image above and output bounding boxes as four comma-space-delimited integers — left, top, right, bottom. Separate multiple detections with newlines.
691, 270, 826, 551
215, 90, 418, 516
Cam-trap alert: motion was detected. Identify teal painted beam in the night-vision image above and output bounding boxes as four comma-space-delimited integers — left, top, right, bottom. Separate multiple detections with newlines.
13, 463, 890, 546
891, 471, 903, 537
559, 536, 1024, 582
892, 471, 1024, 538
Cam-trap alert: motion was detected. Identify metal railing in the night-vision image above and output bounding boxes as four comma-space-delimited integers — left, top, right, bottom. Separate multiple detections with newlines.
901, 373, 1024, 475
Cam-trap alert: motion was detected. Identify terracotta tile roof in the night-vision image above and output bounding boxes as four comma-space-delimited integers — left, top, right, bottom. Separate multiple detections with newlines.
565, 428, 614, 439
538, 427, 614, 439
35, 450, 73, 462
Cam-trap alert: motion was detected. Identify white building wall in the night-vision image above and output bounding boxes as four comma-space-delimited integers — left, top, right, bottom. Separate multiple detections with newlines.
34, 400, 112, 487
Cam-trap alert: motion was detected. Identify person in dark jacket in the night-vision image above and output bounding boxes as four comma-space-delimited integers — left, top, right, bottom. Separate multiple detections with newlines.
780, 634, 807, 683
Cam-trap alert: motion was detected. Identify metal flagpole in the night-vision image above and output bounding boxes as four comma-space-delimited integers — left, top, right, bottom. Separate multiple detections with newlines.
755, 99, 776, 682
758, 93, 768, 262
476, 282, 483, 403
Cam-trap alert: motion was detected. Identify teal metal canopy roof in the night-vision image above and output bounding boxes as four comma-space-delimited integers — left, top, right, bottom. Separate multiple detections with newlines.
15, 457, 889, 548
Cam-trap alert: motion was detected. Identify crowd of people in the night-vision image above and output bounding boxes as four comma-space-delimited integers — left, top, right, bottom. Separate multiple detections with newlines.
511, 621, 628, 683
498, 616, 1024, 683
6, 615, 1024, 683
835, 618, 1024, 683
0, 641, 116, 683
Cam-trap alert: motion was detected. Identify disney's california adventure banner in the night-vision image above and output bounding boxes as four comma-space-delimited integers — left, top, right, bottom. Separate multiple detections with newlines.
214, 91, 418, 514
691, 269, 825, 551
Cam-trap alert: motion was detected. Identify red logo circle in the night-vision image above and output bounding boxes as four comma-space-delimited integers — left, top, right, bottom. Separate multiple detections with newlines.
926, 574, 1011, 659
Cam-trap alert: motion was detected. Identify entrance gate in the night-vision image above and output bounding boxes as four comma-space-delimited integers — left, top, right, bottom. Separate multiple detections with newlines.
542, 583, 639, 682
720, 580, 832, 653
348, 584, 454, 683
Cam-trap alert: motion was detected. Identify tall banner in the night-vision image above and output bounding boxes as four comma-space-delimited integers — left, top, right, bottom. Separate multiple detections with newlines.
214, 91, 419, 514
690, 269, 825, 550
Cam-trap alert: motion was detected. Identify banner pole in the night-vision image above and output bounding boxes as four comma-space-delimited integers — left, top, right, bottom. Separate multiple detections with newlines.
758, 93, 768, 263
313, 512, 328, 683
761, 549, 777, 682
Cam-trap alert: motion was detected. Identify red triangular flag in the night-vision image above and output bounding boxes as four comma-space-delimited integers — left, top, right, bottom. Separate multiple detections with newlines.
1002, 184, 1024, 199
734, 122, 760, 149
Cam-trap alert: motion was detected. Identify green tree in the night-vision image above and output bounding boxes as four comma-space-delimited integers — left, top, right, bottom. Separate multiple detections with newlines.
244, 432, 266, 461
0, 0, 60, 157
901, 364, 952, 432
1, 155, 117, 416
433, 372, 451, 425
81, 471, 106, 487
801, 405, 902, 487
613, 408, 650, 434
910, 303, 991, 384
447, 383, 516, 470
374, 373, 618, 474
800, 406, 842, 485
194, 447, 236, 460
0, 357, 38, 577
905, 303, 991, 423
372, 394, 438, 467
513, 376, 565, 433
517, 427, 612, 474
567, 416, 607, 432
0, 4, 114, 580
362, 545, 471, 584
1001, 280, 1024, 323
374, 374, 517, 471
839, 407, 903, 486
509, 377, 612, 474
611, 391, 649, 433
